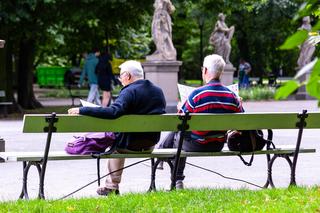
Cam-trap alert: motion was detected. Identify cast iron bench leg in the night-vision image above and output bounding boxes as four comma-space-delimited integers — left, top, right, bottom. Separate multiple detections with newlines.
263, 153, 272, 188
266, 154, 294, 188
148, 158, 174, 192
19, 161, 43, 200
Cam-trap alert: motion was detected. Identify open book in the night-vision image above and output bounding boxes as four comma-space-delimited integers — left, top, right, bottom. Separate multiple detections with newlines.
177, 83, 239, 104
80, 99, 100, 107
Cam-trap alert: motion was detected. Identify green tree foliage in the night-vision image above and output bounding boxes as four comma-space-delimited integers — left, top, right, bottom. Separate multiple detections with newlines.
0, 0, 59, 108
1, 0, 317, 110
173, 0, 304, 80
275, 0, 320, 105
0, 0, 153, 109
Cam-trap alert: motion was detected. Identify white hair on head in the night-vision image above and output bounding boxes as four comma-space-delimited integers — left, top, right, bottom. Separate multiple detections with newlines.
203, 54, 226, 77
119, 60, 144, 78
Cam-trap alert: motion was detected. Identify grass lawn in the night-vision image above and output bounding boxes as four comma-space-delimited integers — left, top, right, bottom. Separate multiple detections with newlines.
0, 187, 319, 212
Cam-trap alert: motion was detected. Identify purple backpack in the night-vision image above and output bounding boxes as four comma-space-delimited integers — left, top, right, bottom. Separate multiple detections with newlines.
65, 132, 116, 155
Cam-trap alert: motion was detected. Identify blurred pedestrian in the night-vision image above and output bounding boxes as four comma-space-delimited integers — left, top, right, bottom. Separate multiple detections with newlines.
96, 49, 118, 107
79, 48, 101, 105
238, 58, 251, 88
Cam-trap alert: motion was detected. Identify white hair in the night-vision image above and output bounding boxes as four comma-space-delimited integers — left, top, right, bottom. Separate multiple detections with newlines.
203, 54, 226, 77
119, 60, 144, 78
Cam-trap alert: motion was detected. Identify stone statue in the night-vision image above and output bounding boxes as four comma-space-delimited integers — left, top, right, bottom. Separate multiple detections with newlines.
0, 40, 5, 48
209, 13, 235, 64
146, 0, 177, 61
297, 16, 315, 68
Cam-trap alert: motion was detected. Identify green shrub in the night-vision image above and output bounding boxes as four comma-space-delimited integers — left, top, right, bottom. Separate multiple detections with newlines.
239, 86, 275, 101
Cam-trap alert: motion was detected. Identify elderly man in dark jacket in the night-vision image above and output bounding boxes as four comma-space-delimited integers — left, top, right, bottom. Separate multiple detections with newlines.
68, 60, 166, 196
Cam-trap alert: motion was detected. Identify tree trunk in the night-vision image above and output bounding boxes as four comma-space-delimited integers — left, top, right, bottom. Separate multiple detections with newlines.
0, 28, 22, 114
5, 40, 24, 113
17, 38, 42, 109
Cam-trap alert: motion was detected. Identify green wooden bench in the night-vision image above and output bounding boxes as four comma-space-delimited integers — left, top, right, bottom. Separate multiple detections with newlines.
0, 110, 318, 200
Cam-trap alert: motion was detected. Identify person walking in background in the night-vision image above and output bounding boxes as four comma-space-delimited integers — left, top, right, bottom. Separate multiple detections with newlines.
96, 48, 118, 107
238, 58, 251, 88
79, 48, 101, 105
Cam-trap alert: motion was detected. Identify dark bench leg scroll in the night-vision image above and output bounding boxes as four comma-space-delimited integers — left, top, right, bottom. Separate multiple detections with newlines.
148, 159, 174, 192
265, 154, 293, 188
264, 110, 308, 188
19, 161, 43, 199
19, 113, 58, 200
170, 112, 190, 190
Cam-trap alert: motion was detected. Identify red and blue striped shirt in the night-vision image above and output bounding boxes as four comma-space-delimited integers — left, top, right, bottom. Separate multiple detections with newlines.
181, 80, 244, 144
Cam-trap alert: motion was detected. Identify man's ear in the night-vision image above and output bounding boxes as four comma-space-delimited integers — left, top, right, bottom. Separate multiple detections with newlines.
204, 67, 208, 75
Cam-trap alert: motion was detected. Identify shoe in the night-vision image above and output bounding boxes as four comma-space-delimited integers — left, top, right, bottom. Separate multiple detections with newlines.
96, 187, 120, 196
157, 161, 164, 170
175, 180, 184, 190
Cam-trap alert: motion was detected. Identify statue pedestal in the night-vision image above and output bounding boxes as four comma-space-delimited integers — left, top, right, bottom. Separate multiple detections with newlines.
296, 71, 315, 100
143, 60, 182, 113
221, 63, 236, 85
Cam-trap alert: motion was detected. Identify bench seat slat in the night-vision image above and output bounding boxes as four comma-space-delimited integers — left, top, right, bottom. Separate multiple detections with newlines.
0, 147, 315, 162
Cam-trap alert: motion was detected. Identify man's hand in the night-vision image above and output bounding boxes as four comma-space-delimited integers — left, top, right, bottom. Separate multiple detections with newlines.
237, 96, 243, 105
177, 101, 184, 111
68, 108, 80, 115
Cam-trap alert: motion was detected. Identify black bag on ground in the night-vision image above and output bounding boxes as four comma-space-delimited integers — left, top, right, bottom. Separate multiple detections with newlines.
227, 130, 269, 166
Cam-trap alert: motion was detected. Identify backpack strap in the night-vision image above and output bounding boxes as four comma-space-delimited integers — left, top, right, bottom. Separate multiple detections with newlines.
266, 129, 276, 150
237, 130, 257, 166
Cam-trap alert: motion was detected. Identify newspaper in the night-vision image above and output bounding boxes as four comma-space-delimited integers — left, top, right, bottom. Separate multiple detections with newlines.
80, 99, 99, 107
177, 83, 239, 104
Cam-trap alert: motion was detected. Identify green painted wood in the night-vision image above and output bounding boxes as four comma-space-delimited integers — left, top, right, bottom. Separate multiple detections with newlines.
0, 148, 315, 162
23, 114, 182, 133
23, 112, 320, 133
306, 112, 320, 128
187, 112, 301, 131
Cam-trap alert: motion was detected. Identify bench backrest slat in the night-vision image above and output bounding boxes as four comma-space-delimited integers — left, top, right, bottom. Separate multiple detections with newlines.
23, 114, 182, 133
306, 112, 320, 128
23, 112, 319, 133
187, 112, 301, 130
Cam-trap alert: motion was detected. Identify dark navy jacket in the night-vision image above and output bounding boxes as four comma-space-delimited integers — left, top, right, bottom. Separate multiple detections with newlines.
79, 79, 166, 150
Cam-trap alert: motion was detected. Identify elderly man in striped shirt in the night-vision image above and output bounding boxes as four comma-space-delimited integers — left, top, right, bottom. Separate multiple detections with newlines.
159, 54, 244, 189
